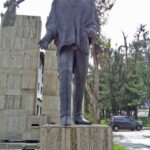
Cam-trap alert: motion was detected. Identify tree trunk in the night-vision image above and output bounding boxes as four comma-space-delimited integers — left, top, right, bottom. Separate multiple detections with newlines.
86, 80, 100, 122
134, 106, 138, 119
86, 45, 100, 123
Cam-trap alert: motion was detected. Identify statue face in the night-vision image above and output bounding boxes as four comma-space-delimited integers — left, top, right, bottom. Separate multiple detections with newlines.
9, 0, 16, 3
11, 0, 16, 2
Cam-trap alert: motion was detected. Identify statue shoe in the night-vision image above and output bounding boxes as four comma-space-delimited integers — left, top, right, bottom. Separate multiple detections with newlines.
74, 115, 91, 125
60, 115, 71, 126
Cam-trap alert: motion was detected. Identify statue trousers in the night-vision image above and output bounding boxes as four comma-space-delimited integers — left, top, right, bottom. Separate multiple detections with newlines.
57, 44, 89, 118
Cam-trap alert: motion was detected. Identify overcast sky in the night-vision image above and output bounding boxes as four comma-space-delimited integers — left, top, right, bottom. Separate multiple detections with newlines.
103, 0, 150, 46
1, 0, 150, 47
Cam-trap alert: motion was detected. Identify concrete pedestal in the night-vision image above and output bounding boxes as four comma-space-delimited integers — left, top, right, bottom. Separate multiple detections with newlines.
40, 124, 112, 150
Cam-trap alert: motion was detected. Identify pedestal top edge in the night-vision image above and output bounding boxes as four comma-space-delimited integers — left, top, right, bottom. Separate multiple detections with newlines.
43, 124, 111, 128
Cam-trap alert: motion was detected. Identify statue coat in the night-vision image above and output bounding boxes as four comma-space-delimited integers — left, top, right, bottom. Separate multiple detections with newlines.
44, 0, 99, 54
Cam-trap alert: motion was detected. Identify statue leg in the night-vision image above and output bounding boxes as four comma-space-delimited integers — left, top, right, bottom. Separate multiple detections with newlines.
73, 50, 91, 125
57, 46, 74, 126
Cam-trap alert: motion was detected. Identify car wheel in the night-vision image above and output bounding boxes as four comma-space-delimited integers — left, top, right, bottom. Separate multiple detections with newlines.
131, 128, 134, 131
136, 125, 141, 131
113, 126, 119, 132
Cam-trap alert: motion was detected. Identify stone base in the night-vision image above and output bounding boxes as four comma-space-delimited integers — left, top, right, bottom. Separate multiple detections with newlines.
40, 124, 112, 150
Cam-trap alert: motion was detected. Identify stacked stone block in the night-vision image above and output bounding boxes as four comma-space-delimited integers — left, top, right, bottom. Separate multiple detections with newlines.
0, 15, 41, 140
42, 43, 60, 123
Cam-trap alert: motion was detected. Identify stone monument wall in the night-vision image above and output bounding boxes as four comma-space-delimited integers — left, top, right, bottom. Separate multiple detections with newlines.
0, 15, 41, 140
42, 43, 60, 123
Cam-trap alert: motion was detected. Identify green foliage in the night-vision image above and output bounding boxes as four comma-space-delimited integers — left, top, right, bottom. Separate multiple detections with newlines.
85, 1, 150, 120
84, 104, 99, 124
95, 0, 116, 27
145, 117, 150, 127
143, 117, 150, 127
100, 118, 109, 125
85, 0, 117, 122
106, 24, 150, 116
113, 144, 127, 150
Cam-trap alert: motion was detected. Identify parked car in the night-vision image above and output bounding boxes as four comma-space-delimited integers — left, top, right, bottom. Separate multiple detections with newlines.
109, 115, 143, 131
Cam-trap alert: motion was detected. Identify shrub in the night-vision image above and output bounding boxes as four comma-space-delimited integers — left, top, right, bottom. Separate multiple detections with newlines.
145, 117, 150, 127
113, 144, 127, 150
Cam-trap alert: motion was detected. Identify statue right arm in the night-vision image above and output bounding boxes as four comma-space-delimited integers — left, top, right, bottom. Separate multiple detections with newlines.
39, 1, 57, 50
38, 1, 57, 50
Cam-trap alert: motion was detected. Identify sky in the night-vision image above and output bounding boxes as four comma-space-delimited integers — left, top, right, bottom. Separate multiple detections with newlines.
103, 0, 150, 46
0, 0, 150, 47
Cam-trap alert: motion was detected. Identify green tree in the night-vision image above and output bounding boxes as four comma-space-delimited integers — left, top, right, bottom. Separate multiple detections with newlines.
106, 25, 148, 118
85, 0, 116, 122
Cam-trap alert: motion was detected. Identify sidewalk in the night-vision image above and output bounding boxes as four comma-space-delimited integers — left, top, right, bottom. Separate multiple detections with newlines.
143, 127, 150, 130
113, 130, 150, 150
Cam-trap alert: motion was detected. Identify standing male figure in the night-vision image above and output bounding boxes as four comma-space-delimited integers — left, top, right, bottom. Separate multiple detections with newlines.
2, 0, 25, 27
38, 0, 99, 126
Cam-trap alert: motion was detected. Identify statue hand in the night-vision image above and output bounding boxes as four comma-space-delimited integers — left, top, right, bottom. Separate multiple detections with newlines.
83, 27, 97, 40
38, 40, 49, 50
87, 28, 97, 39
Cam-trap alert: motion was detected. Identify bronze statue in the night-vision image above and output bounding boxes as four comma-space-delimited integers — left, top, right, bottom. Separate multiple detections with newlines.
2, 0, 25, 27
38, 0, 99, 126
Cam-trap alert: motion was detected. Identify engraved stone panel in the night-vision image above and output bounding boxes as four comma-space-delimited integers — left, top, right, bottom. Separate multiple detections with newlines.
43, 72, 59, 93
23, 53, 37, 69
10, 54, 24, 69
22, 75, 36, 89
7, 75, 21, 89
42, 96, 60, 112
0, 95, 6, 110
0, 28, 2, 47
22, 95, 34, 112
0, 74, 7, 88
44, 51, 57, 70
0, 52, 10, 68
5, 95, 25, 110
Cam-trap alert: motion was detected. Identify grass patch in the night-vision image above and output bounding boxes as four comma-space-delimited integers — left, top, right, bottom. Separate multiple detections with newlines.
113, 144, 127, 150
145, 117, 150, 127
140, 117, 150, 127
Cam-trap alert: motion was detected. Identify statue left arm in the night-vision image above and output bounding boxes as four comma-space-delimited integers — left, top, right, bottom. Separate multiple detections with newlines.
38, 1, 57, 50
16, 0, 25, 7
86, 1, 99, 40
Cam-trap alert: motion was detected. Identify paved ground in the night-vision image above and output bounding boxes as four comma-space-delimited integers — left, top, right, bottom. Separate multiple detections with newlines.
113, 130, 150, 150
